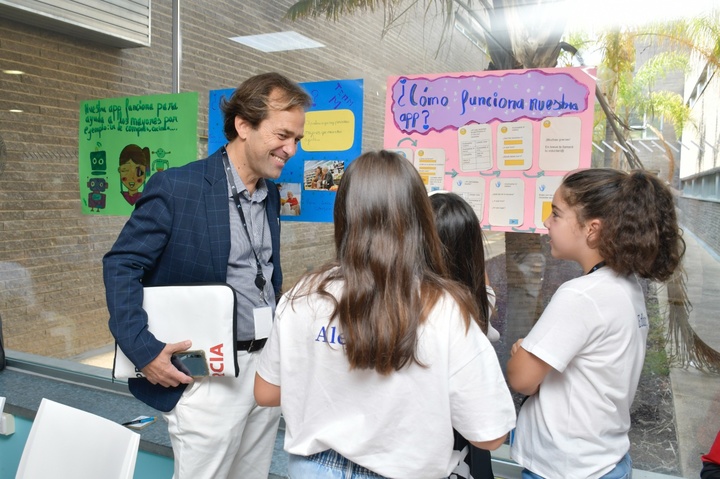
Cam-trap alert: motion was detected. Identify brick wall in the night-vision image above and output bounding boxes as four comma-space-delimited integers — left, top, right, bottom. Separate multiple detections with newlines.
678, 197, 720, 256
0, 1, 483, 358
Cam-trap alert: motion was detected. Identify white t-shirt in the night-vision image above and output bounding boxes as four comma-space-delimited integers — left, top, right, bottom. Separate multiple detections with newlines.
257, 279, 516, 479
510, 267, 648, 479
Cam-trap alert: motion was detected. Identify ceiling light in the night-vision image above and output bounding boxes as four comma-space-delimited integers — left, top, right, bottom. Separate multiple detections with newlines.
3, 70, 25, 75
9, 109, 24, 113
229, 31, 324, 53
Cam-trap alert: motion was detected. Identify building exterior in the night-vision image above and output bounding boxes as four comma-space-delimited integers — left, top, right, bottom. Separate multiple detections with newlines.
679, 53, 720, 255
0, 0, 483, 358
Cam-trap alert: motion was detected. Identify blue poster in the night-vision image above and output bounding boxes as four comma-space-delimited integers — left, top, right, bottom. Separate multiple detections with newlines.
209, 79, 363, 222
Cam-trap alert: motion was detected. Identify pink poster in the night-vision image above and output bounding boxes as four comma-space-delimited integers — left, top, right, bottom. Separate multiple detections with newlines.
384, 67, 597, 233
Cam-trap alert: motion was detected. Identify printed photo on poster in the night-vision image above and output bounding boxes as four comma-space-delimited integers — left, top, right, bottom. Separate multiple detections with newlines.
277, 183, 303, 217
304, 160, 344, 191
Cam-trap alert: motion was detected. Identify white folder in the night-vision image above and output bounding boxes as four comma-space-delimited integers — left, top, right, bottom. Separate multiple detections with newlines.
112, 284, 238, 379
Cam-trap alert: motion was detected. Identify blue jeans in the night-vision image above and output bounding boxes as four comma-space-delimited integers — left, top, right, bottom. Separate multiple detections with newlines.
288, 450, 388, 479
522, 452, 632, 479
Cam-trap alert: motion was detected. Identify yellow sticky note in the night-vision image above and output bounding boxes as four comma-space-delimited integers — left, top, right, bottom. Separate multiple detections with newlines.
302, 110, 355, 152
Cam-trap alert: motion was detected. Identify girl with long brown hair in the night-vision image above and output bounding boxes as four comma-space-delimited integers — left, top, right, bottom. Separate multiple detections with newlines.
255, 150, 515, 478
430, 191, 499, 479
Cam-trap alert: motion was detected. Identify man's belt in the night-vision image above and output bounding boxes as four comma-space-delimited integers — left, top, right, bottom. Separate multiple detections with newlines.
236, 338, 267, 353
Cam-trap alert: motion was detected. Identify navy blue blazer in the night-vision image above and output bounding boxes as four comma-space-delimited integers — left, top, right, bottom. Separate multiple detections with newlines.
103, 148, 282, 412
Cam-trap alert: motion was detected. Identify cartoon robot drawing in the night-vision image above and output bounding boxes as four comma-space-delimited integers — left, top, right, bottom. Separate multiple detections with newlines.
152, 147, 171, 174
87, 177, 108, 212
89, 143, 107, 176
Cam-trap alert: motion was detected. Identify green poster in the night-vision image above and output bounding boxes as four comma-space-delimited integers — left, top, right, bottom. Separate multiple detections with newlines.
78, 92, 198, 215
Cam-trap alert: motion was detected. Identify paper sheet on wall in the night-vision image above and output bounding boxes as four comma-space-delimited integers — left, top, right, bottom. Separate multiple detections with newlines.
539, 116, 582, 171
451, 176, 486, 221
415, 148, 446, 192
497, 121, 532, 171
458, 124, 493, 172
489, 178, 525, 227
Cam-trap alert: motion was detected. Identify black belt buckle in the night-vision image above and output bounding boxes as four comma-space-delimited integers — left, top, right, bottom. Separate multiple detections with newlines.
237, 338, 267, 353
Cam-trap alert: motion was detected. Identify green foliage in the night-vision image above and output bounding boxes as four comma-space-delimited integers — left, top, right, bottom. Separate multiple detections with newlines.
641, 11, 720, 70
285, 0, 461, 48
285, 0, 566, 69
601, 29, 636, 77
285, 0, 456, 23
646, 91, 691, 137
285, 0, 384, 21
616, 51, 690, 137
632, 51, 688, 90
574, 26, 696, 160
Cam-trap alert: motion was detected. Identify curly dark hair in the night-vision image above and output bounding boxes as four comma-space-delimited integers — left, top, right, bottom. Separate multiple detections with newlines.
220, 72, 312, 141
561, 168, 685, 282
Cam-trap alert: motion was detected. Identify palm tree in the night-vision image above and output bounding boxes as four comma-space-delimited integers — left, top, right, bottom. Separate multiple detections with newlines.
286, 0, 567, 69
586, 31, 691, 174
286, 0, 720, 372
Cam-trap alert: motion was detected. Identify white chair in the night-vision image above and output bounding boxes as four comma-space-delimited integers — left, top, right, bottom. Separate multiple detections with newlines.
15, 398, 140, 479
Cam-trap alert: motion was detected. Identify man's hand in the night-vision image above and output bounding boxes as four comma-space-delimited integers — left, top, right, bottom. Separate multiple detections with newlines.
141, 340, 194, 387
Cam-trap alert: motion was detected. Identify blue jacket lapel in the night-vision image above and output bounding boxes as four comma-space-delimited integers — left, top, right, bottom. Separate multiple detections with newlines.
204, 149, 231, 282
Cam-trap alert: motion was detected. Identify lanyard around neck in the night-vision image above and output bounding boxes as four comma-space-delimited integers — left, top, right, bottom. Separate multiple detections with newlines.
221, 146, 267, 293
586, 261, 606, 275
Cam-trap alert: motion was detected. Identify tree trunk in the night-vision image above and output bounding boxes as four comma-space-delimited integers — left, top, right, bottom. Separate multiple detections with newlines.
492, 0, 568, 358
604, 116, 615, 167
501, 232, 547, 367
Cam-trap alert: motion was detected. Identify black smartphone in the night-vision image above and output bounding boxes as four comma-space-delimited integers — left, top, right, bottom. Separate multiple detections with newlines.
171, 350, 209, 378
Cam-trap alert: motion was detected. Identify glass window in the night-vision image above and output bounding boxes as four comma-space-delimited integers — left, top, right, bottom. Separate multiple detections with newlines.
1, 2, 719, 477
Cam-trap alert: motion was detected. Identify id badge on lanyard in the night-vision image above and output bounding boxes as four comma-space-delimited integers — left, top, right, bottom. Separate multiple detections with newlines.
253, 306, 272, 339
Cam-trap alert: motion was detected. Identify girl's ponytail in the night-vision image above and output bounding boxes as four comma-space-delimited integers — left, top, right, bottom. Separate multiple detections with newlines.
562, 168, 684, 282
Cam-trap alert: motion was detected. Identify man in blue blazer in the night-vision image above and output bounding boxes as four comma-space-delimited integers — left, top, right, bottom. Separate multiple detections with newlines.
104, 72, 311, 479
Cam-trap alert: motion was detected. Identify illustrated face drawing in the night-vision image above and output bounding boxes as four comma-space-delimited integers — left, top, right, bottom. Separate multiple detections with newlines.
118, 144, 151, 205
119, 160, 146, 195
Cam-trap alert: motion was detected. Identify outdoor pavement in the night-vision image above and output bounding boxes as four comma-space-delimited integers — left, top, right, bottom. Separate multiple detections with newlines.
667, 229, 720, 478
